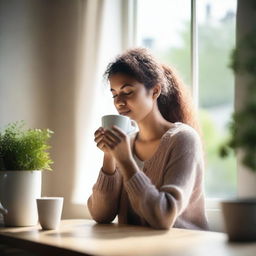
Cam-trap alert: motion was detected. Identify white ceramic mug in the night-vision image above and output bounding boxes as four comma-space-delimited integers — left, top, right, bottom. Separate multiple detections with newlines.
36, 197, 63, 230
101, 115, 137, 134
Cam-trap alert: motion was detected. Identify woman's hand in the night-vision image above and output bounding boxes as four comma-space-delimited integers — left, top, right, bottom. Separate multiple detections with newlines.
94, 126, 137, 180
94, 127, 112, 155
99, 126, 133, 164
94, 127, 117, 174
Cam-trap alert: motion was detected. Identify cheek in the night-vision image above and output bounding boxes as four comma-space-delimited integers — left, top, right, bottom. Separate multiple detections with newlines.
130, 92, 153, 111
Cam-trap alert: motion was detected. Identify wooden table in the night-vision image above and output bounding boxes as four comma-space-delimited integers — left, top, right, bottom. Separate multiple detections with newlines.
0, 219, 255, 256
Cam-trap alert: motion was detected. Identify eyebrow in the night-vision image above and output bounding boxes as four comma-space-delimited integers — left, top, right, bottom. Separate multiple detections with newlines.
110, 83, 134, 91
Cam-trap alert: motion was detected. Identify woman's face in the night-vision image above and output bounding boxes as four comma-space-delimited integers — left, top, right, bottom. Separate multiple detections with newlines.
109, 73, 156, 122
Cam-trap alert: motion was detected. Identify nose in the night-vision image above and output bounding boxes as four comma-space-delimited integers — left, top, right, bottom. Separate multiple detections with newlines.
115, 95, 126, 107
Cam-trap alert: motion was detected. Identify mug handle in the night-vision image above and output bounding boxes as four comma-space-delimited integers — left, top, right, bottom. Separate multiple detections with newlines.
127, 120, 138, 134
0, 202, 8, 215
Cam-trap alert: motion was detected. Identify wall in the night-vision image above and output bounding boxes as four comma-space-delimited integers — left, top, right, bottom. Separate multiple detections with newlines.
0, 0, 89, 218
0, 0, 48, 128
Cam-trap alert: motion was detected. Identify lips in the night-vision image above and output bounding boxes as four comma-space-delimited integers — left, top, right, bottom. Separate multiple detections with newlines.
119, 110, 131, 115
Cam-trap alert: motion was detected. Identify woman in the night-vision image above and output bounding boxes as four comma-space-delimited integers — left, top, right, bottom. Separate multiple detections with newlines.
87, 48, 209, 230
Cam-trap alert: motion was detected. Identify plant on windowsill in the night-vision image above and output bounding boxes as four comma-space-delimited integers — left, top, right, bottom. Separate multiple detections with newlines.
0, 121, 54, 227
219, 34, 256, 172
219, 27, 256, 242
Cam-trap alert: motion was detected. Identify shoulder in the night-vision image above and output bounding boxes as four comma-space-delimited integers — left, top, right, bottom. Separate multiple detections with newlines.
163, 122, 202, 151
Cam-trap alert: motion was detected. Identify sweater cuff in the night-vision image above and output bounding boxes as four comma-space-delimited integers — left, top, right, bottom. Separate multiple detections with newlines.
93, 168, 120, 192
124, 171, 151, 196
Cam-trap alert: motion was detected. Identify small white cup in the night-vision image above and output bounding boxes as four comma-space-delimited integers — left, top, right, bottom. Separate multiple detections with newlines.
36, 197, 63, 230
102, 115, 137, 134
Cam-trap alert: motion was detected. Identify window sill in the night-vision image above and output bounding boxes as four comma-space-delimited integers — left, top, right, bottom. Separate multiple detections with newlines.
205, 198, 225, 232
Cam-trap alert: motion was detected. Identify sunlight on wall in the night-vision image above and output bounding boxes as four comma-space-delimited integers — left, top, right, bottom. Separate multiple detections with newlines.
71, 0, 122, 205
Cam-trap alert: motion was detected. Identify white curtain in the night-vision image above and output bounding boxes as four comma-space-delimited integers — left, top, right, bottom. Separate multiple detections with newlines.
41, 0, 127, 218
72, 0, 121, 208
72, 0, 139, 213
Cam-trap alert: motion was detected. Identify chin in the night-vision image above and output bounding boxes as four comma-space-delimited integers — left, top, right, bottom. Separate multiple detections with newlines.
124, 111, 135, 120
121, 110, 132, 117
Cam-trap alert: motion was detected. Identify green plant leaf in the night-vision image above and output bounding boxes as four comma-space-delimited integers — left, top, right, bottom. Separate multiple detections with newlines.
0, 121, 54, 171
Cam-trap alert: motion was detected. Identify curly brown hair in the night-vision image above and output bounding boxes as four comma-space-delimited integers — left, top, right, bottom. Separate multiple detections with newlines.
104, 48, 200, 133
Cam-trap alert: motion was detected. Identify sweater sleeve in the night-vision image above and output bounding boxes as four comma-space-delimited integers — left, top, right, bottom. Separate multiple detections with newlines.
87, 168, 122, 223
124, 128, 201, 230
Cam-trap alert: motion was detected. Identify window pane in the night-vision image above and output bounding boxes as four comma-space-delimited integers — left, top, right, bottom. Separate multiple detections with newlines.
198, 0, 237, 198
137, 0, 191, 86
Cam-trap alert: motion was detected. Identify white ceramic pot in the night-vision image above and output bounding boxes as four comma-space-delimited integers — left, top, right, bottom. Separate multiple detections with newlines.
0, 170, 41, 226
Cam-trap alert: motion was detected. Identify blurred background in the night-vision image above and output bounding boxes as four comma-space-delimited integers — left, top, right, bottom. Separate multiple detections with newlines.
0, 0, 247, 232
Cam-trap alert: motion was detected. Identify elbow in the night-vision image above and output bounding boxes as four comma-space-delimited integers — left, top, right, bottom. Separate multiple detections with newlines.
150, 219, 173, 230
146, 205, 177, 230
88, 209, 116, 224
152, 224, 170, 230
93, 217, 114, 224
89, 210, 116, 224
88, 199, 115, 224
87, 197, 117, 224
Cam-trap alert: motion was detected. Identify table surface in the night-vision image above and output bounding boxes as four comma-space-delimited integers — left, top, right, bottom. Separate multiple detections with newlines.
0, 219, 256, 256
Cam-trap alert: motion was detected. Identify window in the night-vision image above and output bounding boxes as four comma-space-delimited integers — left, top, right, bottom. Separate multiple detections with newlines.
137, 0, 191, 86
198, 0, 237, 198
137, 0, 237, 199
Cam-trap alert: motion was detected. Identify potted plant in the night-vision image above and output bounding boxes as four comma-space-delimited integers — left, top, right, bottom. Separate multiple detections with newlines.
0, 121, 53, 226
219, 25, 256, 241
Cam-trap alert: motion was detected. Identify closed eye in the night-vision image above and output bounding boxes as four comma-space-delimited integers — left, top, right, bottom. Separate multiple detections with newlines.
112, 91, 133, 98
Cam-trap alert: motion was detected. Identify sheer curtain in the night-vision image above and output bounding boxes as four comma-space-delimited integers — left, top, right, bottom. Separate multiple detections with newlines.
43, 0, 129, 218
72, 0, 123, 208
72, 0, 138, 209
42, 0, 138, 218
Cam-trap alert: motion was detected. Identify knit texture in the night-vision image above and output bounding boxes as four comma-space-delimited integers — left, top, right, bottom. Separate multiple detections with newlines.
87, 122, 209, 230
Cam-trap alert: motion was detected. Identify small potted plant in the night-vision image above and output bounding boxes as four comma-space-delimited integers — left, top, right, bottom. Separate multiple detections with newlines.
0, 121, 53, 226
219, 25, 256, 241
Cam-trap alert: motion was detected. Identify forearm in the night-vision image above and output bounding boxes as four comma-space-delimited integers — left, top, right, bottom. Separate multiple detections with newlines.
102, 153, 116, 174
116, 157, 139, 181
124, 171, 180, 229
87, 165, 122, 223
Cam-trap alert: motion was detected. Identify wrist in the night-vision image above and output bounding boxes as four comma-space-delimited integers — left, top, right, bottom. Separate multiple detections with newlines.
101, 167, 116, 175
103, 153, 116, 174
117, 157, 137, 181
116, 155, 133, 167
104, 152, 114, 159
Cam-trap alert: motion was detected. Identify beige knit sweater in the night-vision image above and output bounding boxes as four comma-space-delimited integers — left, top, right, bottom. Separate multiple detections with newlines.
87, 122, 209, 230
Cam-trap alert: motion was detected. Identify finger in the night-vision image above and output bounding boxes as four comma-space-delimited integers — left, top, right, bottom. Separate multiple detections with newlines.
97, 140, 109, 150
103, 140, 113, 149
97, 137, 114, 149
94, 127, 104, 137
94, 129, 106, 141
95, 130, 119, 144
103, 136, 117, 148
112, 125, 126, 137
94, 133, 105, 143
105, 129, 122, 142
104, 133, 118, 144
